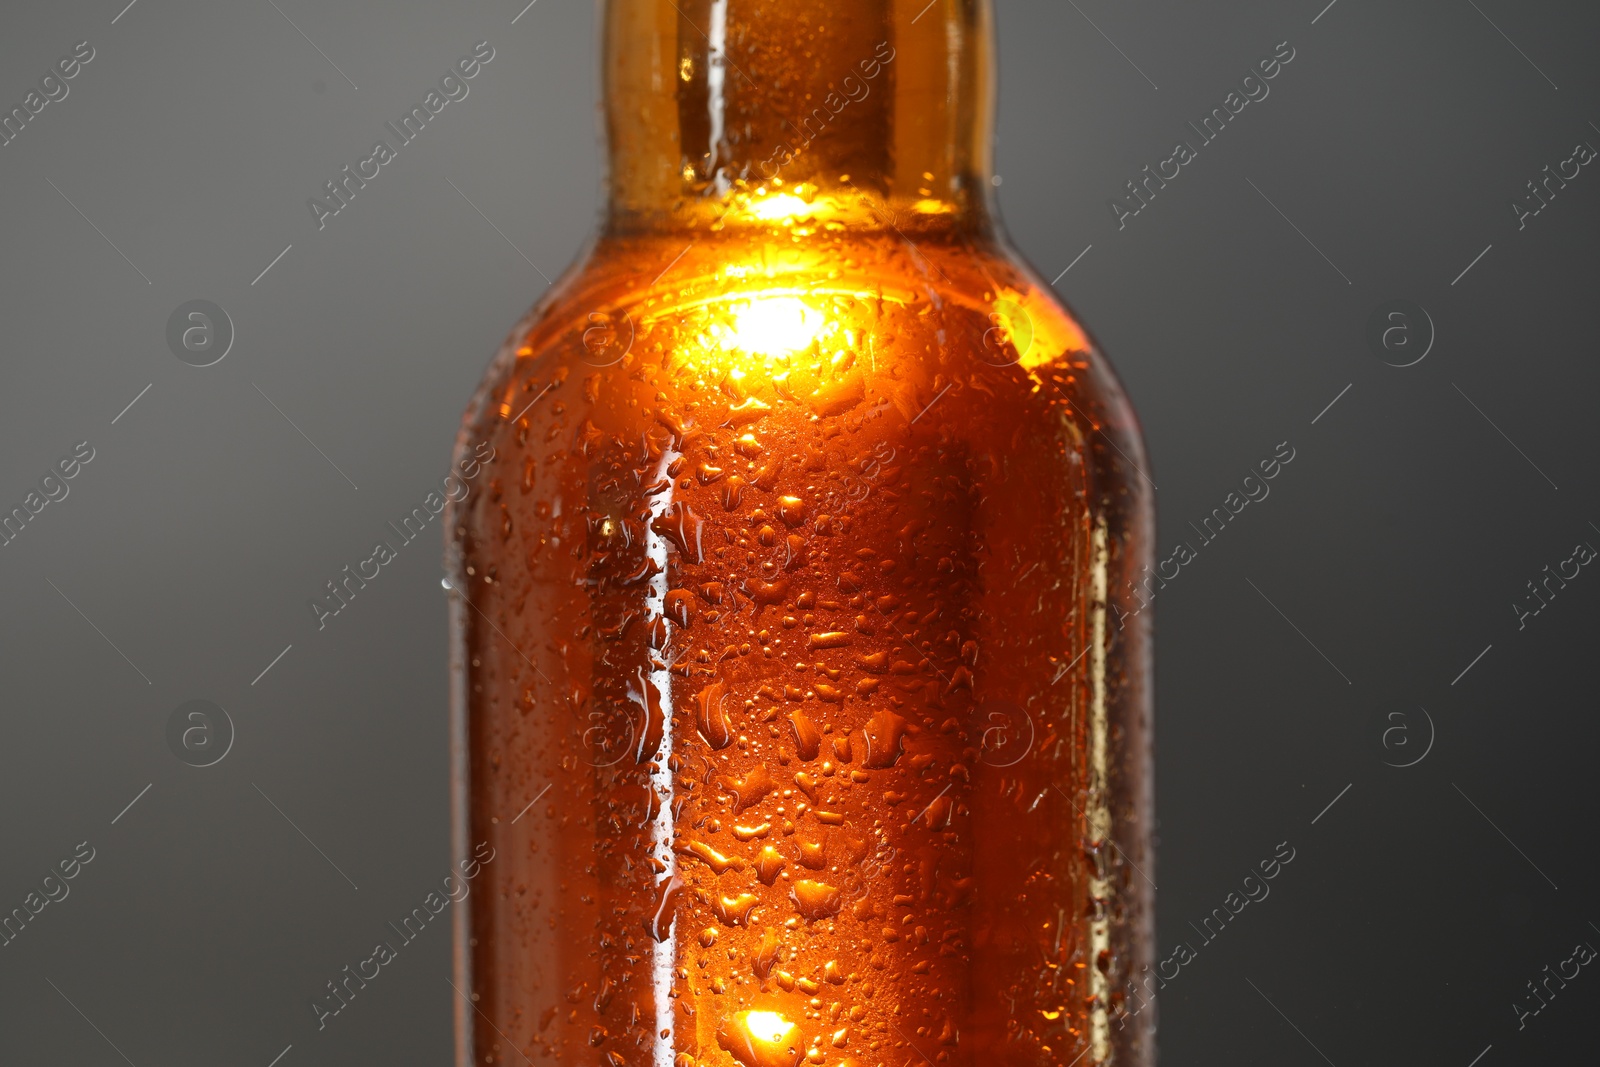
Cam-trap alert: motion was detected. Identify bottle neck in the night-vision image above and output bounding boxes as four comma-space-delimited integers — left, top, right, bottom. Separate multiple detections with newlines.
600, 0, 997, 236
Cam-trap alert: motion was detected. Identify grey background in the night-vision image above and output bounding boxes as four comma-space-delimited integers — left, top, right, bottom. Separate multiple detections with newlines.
1, 0, 1596, 1064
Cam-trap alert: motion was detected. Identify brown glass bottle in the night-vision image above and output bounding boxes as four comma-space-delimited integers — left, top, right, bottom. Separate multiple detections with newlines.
446, 2, 1153, 1064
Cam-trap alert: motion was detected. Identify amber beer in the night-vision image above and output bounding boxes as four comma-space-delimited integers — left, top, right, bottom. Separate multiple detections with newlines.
447, 1, 1153, 1063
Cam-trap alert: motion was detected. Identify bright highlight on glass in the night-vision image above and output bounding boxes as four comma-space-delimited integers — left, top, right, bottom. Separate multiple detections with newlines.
745, 193, 818, 221
722, 296, 821, 356
743, 1011, 793, 1044
717, 1009, 802, 1067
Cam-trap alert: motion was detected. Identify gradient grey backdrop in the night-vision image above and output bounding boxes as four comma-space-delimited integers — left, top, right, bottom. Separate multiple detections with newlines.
2, 1, 1597, 1064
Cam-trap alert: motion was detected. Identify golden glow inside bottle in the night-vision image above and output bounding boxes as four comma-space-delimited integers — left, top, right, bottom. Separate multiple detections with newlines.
447, 1, 1154, 1064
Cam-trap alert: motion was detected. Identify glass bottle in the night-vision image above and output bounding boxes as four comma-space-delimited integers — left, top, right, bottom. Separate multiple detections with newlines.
446, 1, 1154, 1064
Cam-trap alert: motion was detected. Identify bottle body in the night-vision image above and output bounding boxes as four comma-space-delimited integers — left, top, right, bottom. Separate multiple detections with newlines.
448, 225, 1152, 1065
449, 1, 1152, 1062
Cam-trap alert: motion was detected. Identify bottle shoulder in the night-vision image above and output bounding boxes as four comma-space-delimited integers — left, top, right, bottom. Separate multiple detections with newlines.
455, 230, 1147, 494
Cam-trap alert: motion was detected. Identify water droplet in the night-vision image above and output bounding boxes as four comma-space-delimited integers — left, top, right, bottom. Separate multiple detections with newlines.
726, 396, 772, 427
593, 976, 616, 1014
744, 576, 790, 604
644, 874, 683, 942
682, 839, 745, 875
720, 474, 747, 510
629, 668, 665, 764
752, 926, 781, 978
808, 372, 865, 416
789, 710, 821, 761
791, 879, 842, 921
861, 709, 908, 768
756, 846, 786, 885
722, 764, 775, 812
650, 501, 705, 562
696, 682, 733, 749
714, 892, 761, 926
808, 631, 852, 650
919, 793, 953, 830
855, 651, 889, 673
752, 459, 783, 490
665, 588, 694, 627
